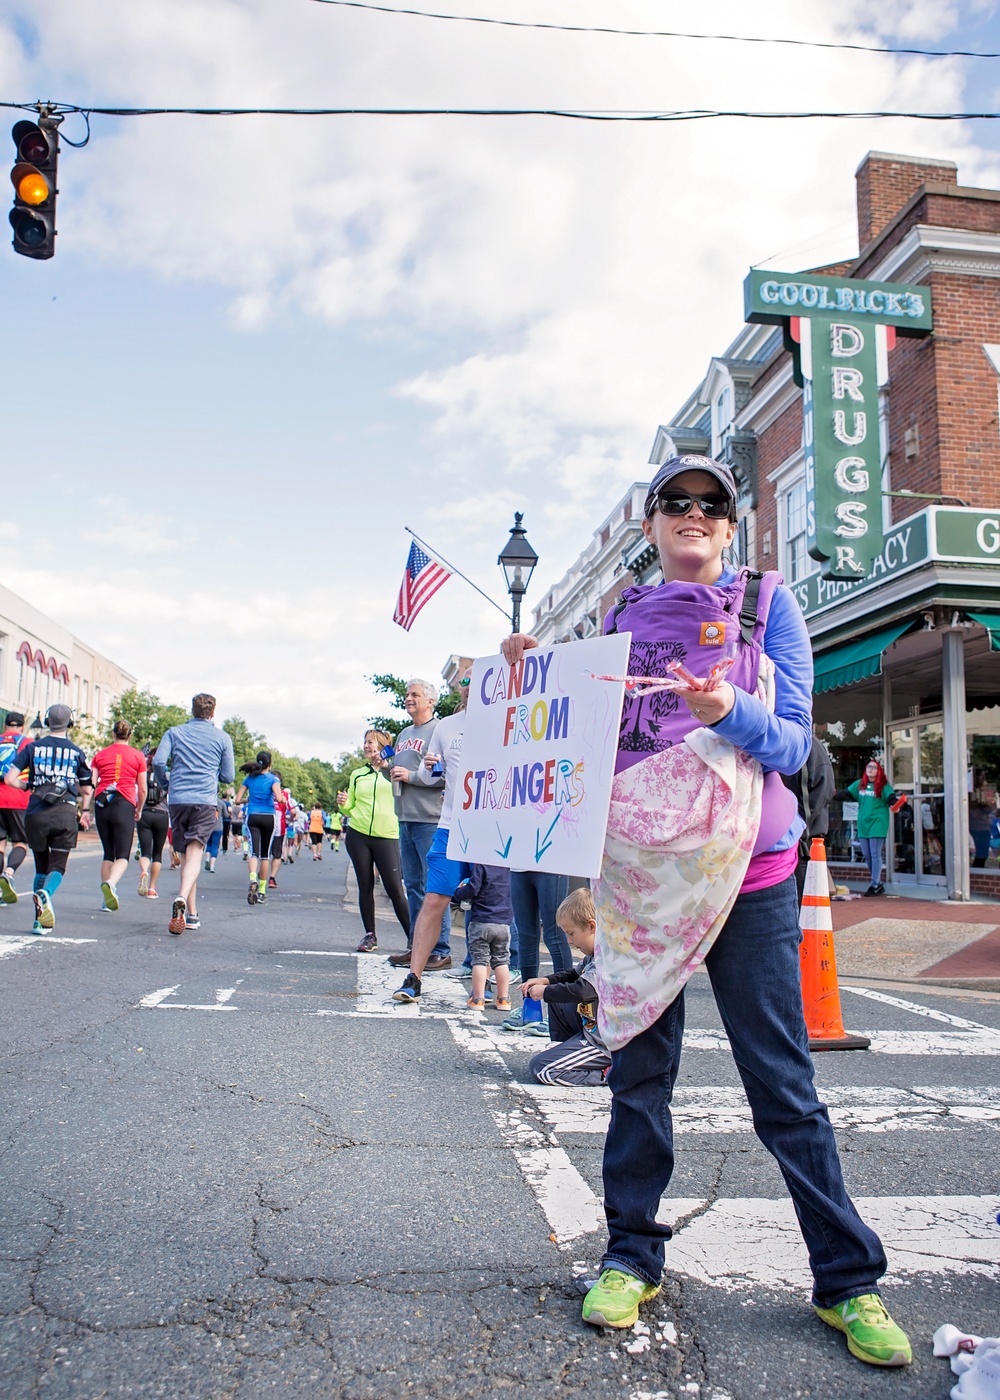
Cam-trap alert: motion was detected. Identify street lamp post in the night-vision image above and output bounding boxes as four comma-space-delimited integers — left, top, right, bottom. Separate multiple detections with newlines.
498, 512, 538, 635
30, 711, 44, 738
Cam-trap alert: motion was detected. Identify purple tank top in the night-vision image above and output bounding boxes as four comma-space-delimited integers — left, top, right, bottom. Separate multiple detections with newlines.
606, 570, 798, 857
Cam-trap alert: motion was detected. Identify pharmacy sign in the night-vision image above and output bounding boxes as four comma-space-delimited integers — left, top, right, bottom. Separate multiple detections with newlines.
745, 269, 933, 580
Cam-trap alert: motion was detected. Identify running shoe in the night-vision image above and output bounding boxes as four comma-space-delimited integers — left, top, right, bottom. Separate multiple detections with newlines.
31, 918, 45, 935
356, 932, 378, 953
101, 881, 119, 912
168, 897, 186, 935
147, 889, 159, 900
247, 880, 258, 906
524, 1021, 551, 1038
33, 889, 55, 930
495, 997, 512, 1012
467, 996, 485, 1010
268, 876, 277, 890
138, 871, 149, 897
507, 968, 523, 987
814, 1295, 912, 1367
184, 916, 201, 931
392, 972, 422, 1003
0, 873, 18, 904
500, 1008, 526, 1031
204, 858, 211, 871
582, 1269, 660, 1329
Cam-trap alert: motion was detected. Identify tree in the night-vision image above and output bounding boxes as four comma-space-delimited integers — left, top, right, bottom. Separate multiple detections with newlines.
366, 673, 459, 738
224, 716, 267, 773
107, 688, 189, 752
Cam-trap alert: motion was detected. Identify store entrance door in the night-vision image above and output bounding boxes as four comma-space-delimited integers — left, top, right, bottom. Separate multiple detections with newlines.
887, 718, 947, 886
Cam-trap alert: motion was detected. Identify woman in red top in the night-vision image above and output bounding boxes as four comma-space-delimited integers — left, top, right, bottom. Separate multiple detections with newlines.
91, 720, 147, 912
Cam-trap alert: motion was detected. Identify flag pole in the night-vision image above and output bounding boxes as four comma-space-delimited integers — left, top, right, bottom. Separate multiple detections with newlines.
405, 526, 512, 623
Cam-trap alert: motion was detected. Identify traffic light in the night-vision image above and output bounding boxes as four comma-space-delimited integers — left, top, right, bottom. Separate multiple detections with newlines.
9, 116, 59, 259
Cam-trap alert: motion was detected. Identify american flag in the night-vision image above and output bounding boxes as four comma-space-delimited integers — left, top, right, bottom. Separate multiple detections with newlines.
393, 541, 451, 631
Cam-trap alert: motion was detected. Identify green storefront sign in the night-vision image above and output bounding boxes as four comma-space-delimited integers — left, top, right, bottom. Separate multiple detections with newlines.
788, 507, 1000, 618
745, 268, 934, 582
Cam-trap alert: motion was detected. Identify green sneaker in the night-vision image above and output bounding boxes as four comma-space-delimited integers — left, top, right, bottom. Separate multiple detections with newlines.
814, 1294, 912, 1367
582, 1268, 660, 1329
0, 872, 18, 904
33, 890, 55, 930
101, 881, 119, 912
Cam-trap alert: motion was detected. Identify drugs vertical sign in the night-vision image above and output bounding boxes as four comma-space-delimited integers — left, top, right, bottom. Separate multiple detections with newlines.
447, 634, 631, 878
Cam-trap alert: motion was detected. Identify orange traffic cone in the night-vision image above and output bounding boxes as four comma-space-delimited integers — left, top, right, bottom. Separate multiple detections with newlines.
799, 837, 870, 1052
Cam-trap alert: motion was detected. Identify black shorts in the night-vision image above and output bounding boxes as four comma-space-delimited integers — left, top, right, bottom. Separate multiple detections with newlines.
168, 803, 217, 854
138, 808, 169, 863
25, 803, 79, 855
95, 795, 136, 862
269, 830, 284, 859
247, 812, 275, 859
309, 831, 323, 845
0, 808, 27, 843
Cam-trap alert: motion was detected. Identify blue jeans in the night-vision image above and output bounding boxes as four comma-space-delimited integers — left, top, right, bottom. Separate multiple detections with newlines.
510, 871, 571, 982
601, 876, 887, 1308
858, 836, 884, 886
398, 821, 451, 959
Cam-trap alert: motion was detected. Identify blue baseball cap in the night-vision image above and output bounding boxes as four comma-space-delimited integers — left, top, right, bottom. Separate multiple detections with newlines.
644, 455, 738, 518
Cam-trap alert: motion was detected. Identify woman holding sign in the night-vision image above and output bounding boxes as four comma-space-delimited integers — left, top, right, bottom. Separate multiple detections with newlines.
502, 457, 910, 1369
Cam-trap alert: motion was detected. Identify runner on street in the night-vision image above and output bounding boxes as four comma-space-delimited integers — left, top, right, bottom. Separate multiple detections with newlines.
91, 720, 147, 912
153, 693, 235, 935
4, 704, 93, 934
0, 712, 32, 906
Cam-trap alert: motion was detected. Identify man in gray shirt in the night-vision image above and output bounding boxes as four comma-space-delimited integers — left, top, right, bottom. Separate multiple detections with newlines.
388, 678, 451, 969
154, 693, 235, 937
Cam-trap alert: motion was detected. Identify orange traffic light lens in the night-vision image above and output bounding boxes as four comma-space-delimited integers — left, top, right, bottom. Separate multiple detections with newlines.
17, 170, 48, 206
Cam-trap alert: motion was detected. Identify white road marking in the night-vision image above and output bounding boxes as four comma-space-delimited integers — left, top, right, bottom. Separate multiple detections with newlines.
276, 949, 354, 957
521, 1084, 1000, 1137
137, 980, 242, 1011
0, 934, 97, 959
445, 1016, 601, 1244
843, 985, 1000, 1035
662, 1195, 1000, 1292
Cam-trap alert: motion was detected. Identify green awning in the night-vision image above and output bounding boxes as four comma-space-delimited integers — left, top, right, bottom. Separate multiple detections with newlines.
966, 612, 1000, 651
813, 621, 913, 694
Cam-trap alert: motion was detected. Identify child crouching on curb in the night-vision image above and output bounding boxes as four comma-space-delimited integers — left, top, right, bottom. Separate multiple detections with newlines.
453, 863, 512, 1012
523, 886, 611, 1087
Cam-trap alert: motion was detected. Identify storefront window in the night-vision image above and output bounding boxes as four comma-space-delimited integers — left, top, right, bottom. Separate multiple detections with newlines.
785, 481, 810, 583
967, 704, 1000, 874
813, 682, 884, 864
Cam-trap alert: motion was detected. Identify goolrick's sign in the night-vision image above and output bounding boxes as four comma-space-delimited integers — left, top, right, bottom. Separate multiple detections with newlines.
745, 269, 933, 581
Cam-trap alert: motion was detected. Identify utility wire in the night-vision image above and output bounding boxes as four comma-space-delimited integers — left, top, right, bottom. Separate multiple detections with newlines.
4, 101, 1000, 122
301, 0, 1000, 60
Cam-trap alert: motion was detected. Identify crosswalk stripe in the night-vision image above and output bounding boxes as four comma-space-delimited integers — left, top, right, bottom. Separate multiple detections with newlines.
520, 1084, 1000, 1136
0, 934, 97, 959
657, 1195, 1000, 1292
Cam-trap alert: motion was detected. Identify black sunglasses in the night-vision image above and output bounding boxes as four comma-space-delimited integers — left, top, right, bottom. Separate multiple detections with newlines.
649, 491, 733, 520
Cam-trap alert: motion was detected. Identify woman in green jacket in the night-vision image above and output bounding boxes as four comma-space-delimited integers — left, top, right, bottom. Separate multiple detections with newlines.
845, 760, 906, 897
338, 729, 411, 953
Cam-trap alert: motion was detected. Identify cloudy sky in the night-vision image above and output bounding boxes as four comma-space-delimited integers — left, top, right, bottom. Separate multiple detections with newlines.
3, 0, 999, 759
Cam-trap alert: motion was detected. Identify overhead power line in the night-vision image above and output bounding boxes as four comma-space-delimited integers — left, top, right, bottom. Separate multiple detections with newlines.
302, 0, 1000, 60
4, 101, 1000, 122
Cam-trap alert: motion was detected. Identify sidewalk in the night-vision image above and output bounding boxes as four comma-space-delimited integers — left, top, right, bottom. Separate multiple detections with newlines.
829, 892, 1000, 989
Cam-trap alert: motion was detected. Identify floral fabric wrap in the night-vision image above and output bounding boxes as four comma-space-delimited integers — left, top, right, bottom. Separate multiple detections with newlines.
593, 655, 775, 1052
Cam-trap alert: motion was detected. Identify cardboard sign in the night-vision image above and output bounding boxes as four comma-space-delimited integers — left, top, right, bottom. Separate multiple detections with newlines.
446, 634, 631, 878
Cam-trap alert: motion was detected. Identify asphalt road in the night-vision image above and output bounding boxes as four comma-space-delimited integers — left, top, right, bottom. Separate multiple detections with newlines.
1, 841, 998, 1399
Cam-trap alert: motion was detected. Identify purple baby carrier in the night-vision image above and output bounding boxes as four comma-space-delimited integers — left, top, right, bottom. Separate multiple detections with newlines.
606, 569, 798, 856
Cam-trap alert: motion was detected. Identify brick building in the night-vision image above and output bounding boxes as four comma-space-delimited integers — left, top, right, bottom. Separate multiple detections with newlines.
530, 150, 1000, 900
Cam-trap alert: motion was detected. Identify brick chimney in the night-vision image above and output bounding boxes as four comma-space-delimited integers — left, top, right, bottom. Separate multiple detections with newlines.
855, 151, 958, 249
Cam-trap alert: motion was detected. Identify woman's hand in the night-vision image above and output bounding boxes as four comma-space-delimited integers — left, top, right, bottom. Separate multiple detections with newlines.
501, 633, 540, 666
336, 791, 348, 808
390, 765, 409, 783
522, 976, 549, 1000
679, 681, 735, 727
